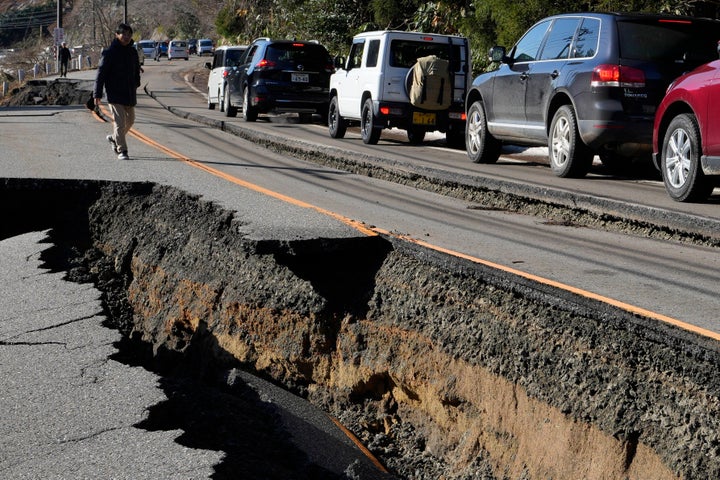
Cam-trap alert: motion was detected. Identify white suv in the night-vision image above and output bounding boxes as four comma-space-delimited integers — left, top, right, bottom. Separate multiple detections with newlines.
329, 30, 470, 146
205, 45, 248, 111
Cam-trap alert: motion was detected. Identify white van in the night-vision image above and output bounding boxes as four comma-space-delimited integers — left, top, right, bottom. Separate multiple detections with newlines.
168, 40, 189, 60
205, 45, 248, 111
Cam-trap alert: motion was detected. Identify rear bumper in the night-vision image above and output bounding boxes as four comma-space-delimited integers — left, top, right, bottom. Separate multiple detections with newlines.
373, 100, 466, 132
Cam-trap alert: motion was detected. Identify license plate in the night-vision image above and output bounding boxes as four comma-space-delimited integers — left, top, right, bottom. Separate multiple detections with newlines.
291, 73, 309, 83
413, 112, 436, 125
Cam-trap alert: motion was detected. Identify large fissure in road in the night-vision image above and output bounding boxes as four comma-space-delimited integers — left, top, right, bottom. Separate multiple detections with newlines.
3, 178, 720, 479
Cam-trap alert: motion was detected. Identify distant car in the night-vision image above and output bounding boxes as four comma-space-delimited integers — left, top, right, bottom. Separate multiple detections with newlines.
188, 39, 197, 55
652, 60, 720, 202
205, 45, 248, 112
136, 40, 156, 58
225, 38, 334, 121
465, 12, 720, 178
198, 39, 214, 56
168, 40, 189, 61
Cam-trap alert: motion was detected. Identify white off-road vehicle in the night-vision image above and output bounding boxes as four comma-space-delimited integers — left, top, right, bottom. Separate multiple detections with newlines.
328, 30, 470, 146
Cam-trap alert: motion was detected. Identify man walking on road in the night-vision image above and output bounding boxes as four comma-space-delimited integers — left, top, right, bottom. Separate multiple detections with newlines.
93, 23, 141, 160
58, 43, 71, 77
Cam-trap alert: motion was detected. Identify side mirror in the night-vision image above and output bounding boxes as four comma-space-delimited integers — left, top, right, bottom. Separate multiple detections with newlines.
334, 56, 346, 70
488, 46, 507, 64
204, 62, 211, 70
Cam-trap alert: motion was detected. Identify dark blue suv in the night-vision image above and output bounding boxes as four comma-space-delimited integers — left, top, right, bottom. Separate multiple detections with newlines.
465, 13, 720, 177
224, 38, 334, 122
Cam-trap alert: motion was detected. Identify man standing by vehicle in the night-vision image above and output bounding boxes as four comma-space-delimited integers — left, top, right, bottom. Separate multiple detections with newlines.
58, 42, 71, 77
93, 23, 141, 160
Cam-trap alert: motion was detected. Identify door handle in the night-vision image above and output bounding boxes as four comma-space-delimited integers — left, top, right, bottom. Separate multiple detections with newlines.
550, 70, 560, 79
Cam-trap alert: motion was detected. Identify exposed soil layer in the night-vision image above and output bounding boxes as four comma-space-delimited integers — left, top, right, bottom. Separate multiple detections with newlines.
3, 178, 720, 480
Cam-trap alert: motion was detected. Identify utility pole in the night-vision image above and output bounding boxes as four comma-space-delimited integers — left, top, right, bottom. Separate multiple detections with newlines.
55, 0, 62, 73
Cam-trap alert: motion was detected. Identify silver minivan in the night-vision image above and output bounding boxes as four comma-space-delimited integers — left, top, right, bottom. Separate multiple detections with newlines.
168, 40, 189, 61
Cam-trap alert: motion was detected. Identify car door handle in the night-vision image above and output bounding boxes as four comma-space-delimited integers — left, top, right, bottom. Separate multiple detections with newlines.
550, 70, 560, 79
520, 72, 529, 81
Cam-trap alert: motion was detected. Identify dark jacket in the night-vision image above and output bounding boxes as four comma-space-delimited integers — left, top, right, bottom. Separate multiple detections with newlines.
58, 47, 71, 63
93, 38, 141, 106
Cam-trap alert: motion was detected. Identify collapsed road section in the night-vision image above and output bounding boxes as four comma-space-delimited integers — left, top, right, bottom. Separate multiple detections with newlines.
2, 177, 720, 479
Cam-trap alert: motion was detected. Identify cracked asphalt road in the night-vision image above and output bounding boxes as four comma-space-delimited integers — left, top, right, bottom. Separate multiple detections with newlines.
0, 231, 224, 479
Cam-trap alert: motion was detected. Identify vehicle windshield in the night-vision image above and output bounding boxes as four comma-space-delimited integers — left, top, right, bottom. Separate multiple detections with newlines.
618, 20, 720, 64
265, 44, 331, 69
200, 40, 212, 46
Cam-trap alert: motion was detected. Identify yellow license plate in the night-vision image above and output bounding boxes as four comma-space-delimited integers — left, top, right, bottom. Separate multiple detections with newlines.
413, 112, 436, 125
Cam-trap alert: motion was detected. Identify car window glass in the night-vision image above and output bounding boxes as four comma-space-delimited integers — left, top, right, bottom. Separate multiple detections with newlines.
389, 40, 452, 68
512, 20, 551, 62
226, 49, 245, 66
348, 41, 364, 69
366, 40, 380, 67
247, 45, 260, 64
266, 44, 330, 69
572, 18, 599, 58
539, 18, 579, 60
618, 20, 719, 63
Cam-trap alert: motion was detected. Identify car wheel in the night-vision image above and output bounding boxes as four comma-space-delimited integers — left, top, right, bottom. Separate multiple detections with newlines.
298, 113, 313, 123
219, 88, 225, 112
242, 86, 258, 122
224, 88, 237, 117
207, 88, 216, 110
328, 96, 346, 139
360, 98, 381, 144
661, 113, 714, 202
466, 100, 501, 163
548, 105, 593, 178
407, 127, 425, 144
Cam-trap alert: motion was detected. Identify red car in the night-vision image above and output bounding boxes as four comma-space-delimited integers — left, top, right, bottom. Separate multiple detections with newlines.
653, 59, 720, 202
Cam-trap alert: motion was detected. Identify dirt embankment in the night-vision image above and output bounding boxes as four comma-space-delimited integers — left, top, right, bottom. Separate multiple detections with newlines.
4, 178, 720, 480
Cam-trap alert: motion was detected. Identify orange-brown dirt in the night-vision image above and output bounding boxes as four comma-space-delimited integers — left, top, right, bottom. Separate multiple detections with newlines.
5, 180, 715, 479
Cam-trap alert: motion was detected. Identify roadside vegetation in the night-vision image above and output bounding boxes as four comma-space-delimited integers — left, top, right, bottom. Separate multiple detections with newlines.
1, 0, 719, 82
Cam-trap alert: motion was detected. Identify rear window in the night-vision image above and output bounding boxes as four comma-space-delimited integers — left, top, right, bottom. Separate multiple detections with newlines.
200, 40, 212, 46
618, 19, 720, 64
225, 49, 246, 66
389, 40, 462, 70
265, 43, 331, 69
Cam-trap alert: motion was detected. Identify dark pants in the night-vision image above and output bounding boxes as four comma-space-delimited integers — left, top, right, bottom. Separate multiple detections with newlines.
60, 61, 68, 77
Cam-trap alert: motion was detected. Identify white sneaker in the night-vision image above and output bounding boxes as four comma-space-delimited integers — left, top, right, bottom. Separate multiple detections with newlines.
106, 135, 119, 153
117, 151, 129, 160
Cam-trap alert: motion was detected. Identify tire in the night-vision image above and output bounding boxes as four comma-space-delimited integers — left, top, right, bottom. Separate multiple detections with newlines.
465, 100, 501, 163
219, 88, 225, 112
224, 88, 237, 117
548, 105, 593, 178
298, 113, 313, 123
407, 127, 425, 144
207, 88, 216, 110
661, 113, 714, 202
360, 98, 381, 144
328, 96, 346, 139
242, 86, 258, 122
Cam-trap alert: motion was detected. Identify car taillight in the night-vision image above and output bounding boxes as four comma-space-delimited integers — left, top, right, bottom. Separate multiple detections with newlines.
591, 64, 645, 88
256, 59, 276, 69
